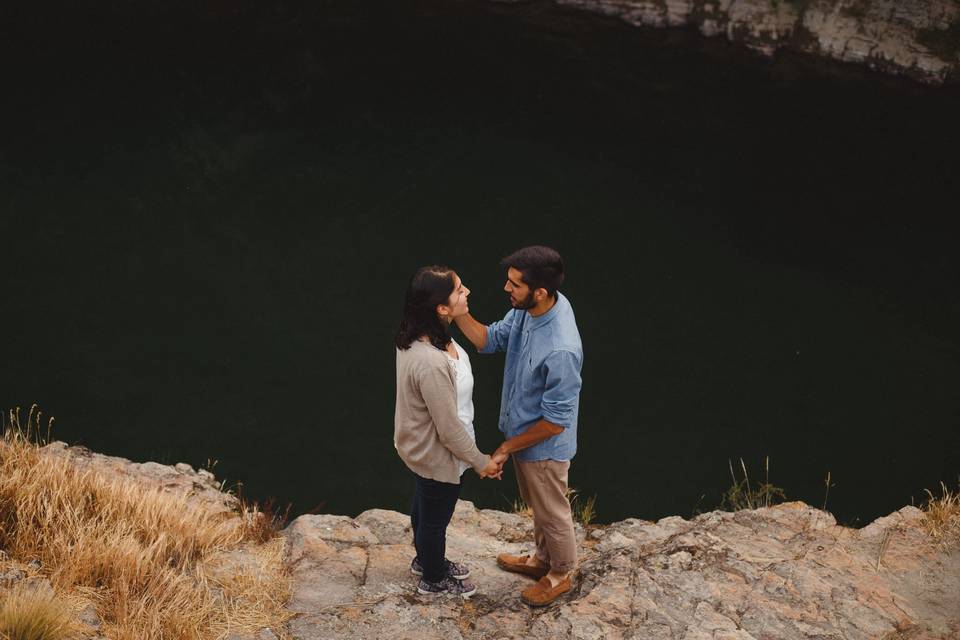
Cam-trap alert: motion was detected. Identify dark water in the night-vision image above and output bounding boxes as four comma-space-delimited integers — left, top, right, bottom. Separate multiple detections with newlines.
2, 0, 959, 526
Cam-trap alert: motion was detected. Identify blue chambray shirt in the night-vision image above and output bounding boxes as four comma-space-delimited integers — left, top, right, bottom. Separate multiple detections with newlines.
479, 292, 583, 462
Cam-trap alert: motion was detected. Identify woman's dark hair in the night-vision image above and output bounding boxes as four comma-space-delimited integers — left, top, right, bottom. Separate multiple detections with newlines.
500, 245, 565, 298
395, 265, 456, 351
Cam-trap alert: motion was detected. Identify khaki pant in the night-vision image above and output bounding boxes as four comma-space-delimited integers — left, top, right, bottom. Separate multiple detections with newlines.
513, 459, 577, 573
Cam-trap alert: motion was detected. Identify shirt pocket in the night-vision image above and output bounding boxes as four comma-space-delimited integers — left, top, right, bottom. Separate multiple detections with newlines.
521, 363, 541, 402
525, 344, 541, 373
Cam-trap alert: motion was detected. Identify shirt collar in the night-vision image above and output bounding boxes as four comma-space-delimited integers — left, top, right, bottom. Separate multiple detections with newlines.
527, 292, 566, 330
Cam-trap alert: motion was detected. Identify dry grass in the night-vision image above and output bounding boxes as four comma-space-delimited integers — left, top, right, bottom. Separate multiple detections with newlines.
720, 457, 787, 511
0, 586, 77, 640
510, 496, 533, 519
0, 406, 292, 639
510, 488, 598, 526
566, 489, 598, 527
920, 481, 960, 545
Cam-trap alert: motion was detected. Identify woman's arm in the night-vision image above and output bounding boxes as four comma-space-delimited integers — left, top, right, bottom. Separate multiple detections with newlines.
419, 362, 491, 474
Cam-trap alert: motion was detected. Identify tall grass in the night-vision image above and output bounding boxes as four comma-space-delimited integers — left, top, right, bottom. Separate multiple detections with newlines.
0, 587, 76, 640
0, 406, 291, 639
720, 457, 786, 511
566, 489, 598, 527
509, 495, 533, 519
509, 488, 598, 526
920, 481, 960, 545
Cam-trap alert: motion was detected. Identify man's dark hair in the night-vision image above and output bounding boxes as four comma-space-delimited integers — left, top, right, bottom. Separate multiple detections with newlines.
500, 245, 565, 298
395, 265, 455, 351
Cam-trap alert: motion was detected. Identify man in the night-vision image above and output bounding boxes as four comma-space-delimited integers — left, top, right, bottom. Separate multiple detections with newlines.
454, 245, 583, 607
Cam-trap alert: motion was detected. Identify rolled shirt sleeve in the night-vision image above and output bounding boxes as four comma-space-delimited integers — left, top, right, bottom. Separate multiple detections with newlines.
539, 349, 583, 429
479, 309, 518, 354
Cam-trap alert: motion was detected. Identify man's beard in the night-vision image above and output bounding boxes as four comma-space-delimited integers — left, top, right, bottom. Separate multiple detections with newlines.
511, 291, 536, 310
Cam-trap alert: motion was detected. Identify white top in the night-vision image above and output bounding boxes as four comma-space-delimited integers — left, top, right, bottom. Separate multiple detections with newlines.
445, 340, 476, 476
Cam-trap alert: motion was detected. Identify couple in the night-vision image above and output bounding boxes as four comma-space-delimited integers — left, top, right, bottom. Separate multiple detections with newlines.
394, 245, 583, 606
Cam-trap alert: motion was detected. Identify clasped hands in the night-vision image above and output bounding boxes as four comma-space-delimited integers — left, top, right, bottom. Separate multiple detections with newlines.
479, 448, 510, 480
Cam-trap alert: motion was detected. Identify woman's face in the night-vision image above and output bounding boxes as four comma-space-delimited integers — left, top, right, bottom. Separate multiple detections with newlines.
438, 273, 470, 321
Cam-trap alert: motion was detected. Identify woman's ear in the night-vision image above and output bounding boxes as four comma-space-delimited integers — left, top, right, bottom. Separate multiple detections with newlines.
436, 303, 450, 318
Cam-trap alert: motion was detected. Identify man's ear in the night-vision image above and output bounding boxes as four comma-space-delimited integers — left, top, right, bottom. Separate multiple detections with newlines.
534, 288, 548, 302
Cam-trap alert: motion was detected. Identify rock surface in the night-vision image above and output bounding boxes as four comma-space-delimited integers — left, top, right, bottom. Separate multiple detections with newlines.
284, 500, 960, 640
516, 0, 960, 83
14, 443, 960, 639
42, 440, 235, 515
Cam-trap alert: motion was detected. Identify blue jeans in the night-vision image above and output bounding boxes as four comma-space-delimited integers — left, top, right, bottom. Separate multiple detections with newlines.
410, 473, 461, 583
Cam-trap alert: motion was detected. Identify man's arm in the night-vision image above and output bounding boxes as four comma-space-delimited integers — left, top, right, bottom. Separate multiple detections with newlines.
453, 313, 488, 351
491, 349, 581, 467
491, 419, 564, 465
459, 308, 518, 354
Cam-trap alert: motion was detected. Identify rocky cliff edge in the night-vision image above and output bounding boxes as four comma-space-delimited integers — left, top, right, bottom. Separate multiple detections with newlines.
26, 444, 960, 639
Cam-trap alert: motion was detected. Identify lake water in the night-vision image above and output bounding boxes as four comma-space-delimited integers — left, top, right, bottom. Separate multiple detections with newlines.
3, 0, 959, 526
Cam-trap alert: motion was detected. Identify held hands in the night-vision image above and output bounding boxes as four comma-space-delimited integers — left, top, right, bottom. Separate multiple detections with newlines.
479, 458, 503, 480
479, 447, 510, 480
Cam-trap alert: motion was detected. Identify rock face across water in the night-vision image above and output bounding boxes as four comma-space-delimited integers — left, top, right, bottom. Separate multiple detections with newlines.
284, 499, 960, 640
518, 0, 960, 83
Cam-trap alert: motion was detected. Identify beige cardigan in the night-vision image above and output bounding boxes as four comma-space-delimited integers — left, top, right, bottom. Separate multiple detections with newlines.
395, 340, 490, 484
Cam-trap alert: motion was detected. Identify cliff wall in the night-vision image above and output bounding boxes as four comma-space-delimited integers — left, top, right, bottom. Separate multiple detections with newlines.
523, 0, 960, 83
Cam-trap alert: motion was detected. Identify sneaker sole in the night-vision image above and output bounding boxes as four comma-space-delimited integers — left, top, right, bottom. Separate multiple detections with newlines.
416, 585, 477, 598
411, 567, 471, 579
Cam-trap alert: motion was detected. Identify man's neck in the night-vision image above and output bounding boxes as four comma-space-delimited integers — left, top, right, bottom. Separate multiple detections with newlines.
527, 294, 557, 318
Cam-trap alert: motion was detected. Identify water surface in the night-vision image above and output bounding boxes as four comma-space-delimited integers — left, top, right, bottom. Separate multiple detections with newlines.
2, 0, 959, 525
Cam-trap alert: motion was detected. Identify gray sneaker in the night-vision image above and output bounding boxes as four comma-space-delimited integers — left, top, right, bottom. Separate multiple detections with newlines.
410, 557, 470, 579
416, 575, 477, 598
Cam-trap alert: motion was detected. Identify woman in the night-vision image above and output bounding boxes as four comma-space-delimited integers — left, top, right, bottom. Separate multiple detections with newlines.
394, 265, 502, 597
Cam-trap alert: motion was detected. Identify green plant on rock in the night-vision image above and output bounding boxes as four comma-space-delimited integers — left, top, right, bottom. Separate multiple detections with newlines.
567, 488, 598, 527
720, 457, 786, 511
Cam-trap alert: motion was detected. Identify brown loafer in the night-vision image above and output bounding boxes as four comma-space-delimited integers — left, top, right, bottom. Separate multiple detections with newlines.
496, 553, 550, 579
521, 575, 572, 607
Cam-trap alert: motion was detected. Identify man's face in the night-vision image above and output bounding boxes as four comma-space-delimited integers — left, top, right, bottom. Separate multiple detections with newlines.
504, 267, 537, 310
